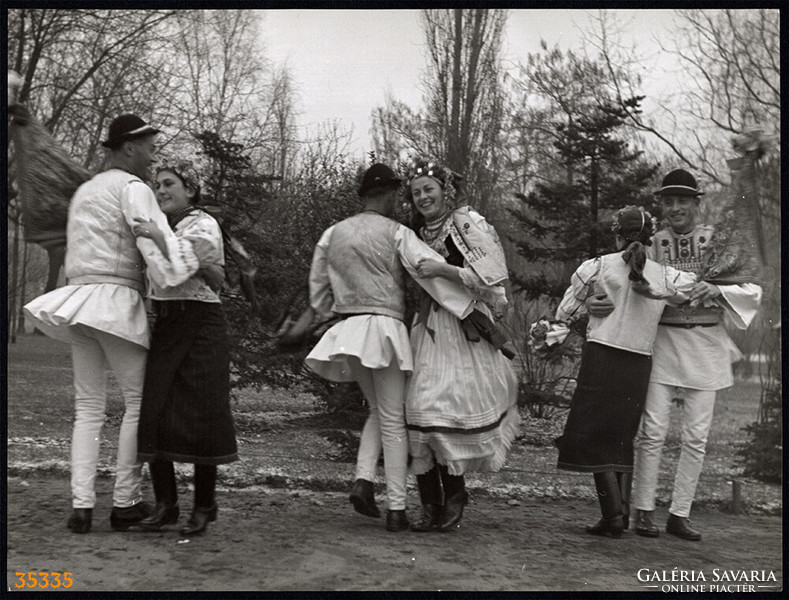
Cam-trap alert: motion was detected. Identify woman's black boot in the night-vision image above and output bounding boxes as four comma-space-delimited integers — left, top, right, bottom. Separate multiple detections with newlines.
617, 471, 632, 530
412, 465, 444, 532
412, 504, 443, 532
140, 460, 179, 531
180, 503, 218, 536
181, 464, 218, 536
437, 465, 467, 532
587, 472, 624, 538
139, 502, 180, 531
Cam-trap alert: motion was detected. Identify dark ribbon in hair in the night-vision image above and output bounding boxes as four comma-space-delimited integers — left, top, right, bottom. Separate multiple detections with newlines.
622, 240, 648, 286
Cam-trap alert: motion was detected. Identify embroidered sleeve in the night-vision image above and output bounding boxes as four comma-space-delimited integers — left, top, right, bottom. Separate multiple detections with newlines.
395, 226, 475, 320
555, 258, 600, 321
458, 268, 508, 313
121, 181, 199, 288
662, 264, 697, 305
309, 226, 335, 319
454, 211, 509, 311
178, 213, 225, 267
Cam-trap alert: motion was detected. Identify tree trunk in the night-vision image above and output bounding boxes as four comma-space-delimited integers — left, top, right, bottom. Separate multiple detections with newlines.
459, 10, 484, 175
589, 153, 599, 257
44, 245, 66, 293
448, 9, 463, 169
17, 241, 29, 334
8, 217, 21, 343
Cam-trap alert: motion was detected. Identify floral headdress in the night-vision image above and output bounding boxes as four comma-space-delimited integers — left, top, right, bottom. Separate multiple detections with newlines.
404, 158, 462, 208
610, 205, 657, 244
156, 158, 202, 199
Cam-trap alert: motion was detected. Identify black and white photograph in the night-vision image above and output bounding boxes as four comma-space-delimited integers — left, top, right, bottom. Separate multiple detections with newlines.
5, 6, 783, 593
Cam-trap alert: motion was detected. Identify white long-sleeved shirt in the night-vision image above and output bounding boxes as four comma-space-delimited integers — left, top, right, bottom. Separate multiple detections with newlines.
556, 252, 696, 355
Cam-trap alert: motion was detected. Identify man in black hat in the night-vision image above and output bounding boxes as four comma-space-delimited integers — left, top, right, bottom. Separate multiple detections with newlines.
304, 163, 477, 532
588, 168, 762, 541
25, 114, 202, 534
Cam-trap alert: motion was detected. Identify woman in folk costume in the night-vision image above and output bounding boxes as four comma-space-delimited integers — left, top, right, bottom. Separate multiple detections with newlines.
132, 162, 237, 536
403, 159, 520, 533
554, 206, 696, 538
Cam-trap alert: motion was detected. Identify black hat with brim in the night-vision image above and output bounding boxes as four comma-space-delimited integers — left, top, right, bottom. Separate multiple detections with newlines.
102, 114, 160, 148
359, 163, 403, 196
654, 168, 704, 197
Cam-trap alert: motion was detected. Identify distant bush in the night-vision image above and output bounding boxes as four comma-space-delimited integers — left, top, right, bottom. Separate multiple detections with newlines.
737, 383, 782, 484
737, 325, 782, 484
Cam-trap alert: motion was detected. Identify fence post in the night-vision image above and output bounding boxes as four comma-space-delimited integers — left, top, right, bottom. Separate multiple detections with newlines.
730, 479, 742, 514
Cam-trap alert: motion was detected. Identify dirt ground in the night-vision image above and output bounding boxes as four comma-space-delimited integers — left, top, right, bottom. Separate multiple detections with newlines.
5, 334, 784, 592
5, 475, 784, 593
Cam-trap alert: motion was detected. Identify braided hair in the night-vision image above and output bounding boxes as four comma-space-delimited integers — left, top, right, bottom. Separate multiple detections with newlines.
612, 205, 656, 289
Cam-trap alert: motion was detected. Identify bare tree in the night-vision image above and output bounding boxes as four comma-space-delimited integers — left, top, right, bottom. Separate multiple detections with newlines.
585, 9, 779, 187
371, 9, 507, 211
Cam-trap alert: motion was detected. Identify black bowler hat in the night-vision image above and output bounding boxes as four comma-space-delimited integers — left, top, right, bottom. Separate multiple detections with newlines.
358, 163, 403, 196
101, 114, 160, 149
654, 168, 704, 197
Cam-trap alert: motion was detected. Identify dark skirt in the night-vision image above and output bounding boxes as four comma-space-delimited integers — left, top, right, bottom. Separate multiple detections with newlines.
556, 342, 651, 473
137, 300, 238, 465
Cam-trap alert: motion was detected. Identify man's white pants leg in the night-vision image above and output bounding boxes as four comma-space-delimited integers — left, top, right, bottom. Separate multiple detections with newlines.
70, 324, 147, 509
633, 382, 716, 517
670, 388, 716, 517
349, 358, 408, 511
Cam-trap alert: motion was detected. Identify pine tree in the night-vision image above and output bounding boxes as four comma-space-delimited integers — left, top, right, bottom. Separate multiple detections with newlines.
508, 96, 660, 302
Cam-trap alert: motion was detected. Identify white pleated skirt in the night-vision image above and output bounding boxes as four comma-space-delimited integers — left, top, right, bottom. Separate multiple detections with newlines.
23, 283, 149, 348
406, 303, 520, 476
305, 314, 413, 382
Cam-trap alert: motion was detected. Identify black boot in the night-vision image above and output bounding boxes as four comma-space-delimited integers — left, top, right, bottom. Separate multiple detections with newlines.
67, 508, 93, 534
411, 465, 443, 532
666, 514, 702, 541
140, 460, 180, 531
437, 465, 467, 532
385, 509, 410, 532
587, 472, 624, 538
180, 464, 218, 536
349, 479, 380, 518
617, 472, 632, 530
109, 502, 152, 531
180, 504, 218, 536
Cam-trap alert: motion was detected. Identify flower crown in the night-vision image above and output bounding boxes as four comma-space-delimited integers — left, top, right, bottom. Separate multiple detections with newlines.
156, 158, 202, 194
405, 158, 460, 207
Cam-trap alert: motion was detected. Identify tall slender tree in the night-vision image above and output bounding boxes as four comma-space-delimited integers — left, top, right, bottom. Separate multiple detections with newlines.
372, 8, 507, 210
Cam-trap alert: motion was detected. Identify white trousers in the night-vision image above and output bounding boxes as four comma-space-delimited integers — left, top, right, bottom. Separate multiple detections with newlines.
632, 382, 716, 517
70, 324, 147, 509
349, 358, 408, 511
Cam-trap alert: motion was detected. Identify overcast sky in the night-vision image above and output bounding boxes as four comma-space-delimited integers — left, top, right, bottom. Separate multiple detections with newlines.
258, 9, 682, 157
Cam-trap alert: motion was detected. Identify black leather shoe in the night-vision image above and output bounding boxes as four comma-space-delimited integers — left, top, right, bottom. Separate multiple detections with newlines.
67, 508, 93, 534
139, 502, 180, 531
411, 504, 442, 532
385, 509, 409, 532
666, 514, 701, 541
110, 501, 153, 531
180, 504, 218, 536
438, 490, 468, 532
349, 479, 380, 518
586, 515, 625, 538
634, 510, 660, 538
